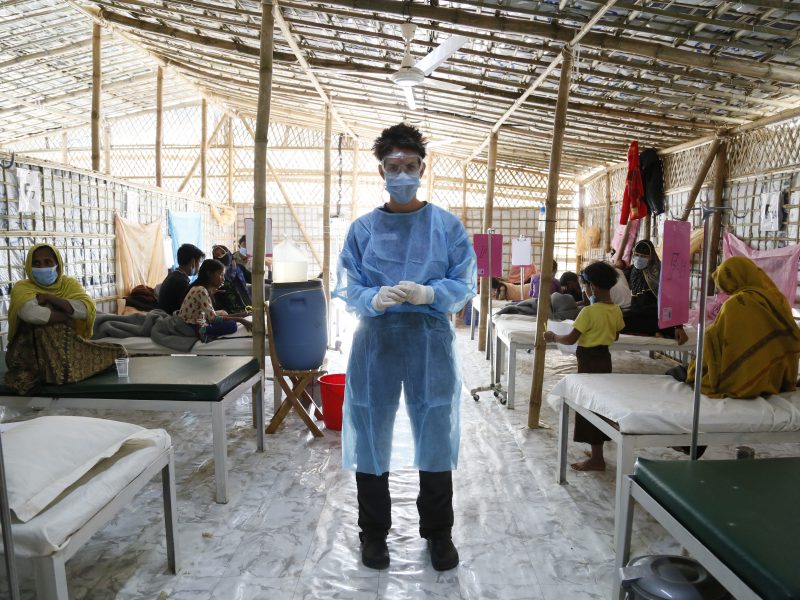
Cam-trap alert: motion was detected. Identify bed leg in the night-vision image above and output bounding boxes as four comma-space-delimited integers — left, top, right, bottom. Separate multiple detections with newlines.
253, 374, 265, 453
211, 402, 229, 504
614, 441, 637, 548
32, 555, 68, 600
507, 342, 517, 410
162, 450, 180, 574
470, 304, 476, 341
612, 475, 635, 600
494, 333, 503, 386
557, 402, 570, 484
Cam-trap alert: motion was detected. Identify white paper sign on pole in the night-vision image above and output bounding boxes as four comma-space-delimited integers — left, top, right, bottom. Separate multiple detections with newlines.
16, 167, 42, 214
537, 206, 546, 232
245, 217, 273, 257
760, 192, 781, 232
511, 237, 532, 266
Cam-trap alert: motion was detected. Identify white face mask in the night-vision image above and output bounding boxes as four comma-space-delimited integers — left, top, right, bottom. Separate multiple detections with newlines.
632, 256, 649, 270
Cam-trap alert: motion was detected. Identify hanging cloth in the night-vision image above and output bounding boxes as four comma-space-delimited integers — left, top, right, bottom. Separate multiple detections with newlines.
167, 210, 204, 267
639, 147, 665, 216
114, 215, 168, 296
619, 140, 648, 225
723, 231, 800, 306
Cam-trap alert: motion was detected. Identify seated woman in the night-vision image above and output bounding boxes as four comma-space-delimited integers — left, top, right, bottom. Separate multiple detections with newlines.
211, 244, 252, 313
178, 259, 252, 343
622, 240, 688, 344
686, 256, 800, 398
6, 244, 125, 394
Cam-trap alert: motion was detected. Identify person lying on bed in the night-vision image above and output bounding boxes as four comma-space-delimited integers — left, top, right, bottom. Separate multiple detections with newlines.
543, 261, 624, 471
178, 259, 252, 343
5, 243, 125, 394
211, 244, 252, 313
622, 239, 688, 345
158, 243, 205, 315
685, 256, 800, 399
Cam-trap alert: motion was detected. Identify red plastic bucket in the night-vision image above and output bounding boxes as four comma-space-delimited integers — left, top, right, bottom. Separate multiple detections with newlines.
319, 373, 346, 431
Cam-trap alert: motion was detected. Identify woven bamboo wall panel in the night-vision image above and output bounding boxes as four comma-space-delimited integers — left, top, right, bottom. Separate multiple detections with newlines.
662, 142, 718, 191
727, 122, 800, 179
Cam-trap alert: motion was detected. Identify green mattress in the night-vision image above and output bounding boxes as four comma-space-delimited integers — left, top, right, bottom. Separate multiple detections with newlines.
0, 355, 260, 402
634, 457, 800, 600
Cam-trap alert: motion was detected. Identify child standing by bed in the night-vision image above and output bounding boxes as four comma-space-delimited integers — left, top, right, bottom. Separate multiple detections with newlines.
544, 261, 623, 471
178, 259, 252, 343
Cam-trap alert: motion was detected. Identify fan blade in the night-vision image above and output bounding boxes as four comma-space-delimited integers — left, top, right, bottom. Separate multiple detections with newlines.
414, 34, 469, 76
423, 78, 464, 92
404, 86, 417, 111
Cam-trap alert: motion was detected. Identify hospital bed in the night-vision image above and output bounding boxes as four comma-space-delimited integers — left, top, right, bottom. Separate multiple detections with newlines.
547, 373, 800, 546
1, 416, 178, 600
493, 316, 696, 408
0, 354, 263, 504
614, 457, 800, 599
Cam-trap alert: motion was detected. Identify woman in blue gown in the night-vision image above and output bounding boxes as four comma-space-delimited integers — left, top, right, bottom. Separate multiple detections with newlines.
333, 123, 476, 572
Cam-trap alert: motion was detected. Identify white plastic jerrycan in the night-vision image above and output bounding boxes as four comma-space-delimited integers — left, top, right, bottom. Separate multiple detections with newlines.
272, 238, 308, 283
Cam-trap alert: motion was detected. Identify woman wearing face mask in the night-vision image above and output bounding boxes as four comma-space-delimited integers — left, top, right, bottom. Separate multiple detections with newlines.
211, 244, 252, 314
5, 243, 125, 394
621, 239, 688, 345
333, 123, 476, 572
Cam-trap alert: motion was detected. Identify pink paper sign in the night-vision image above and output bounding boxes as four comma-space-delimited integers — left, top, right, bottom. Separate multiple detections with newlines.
473, 233, 503, 277
611, 219, 641, 264
658, 220, 691, 328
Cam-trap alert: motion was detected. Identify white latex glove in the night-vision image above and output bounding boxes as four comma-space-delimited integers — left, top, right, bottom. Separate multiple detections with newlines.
371, 285, 407, 312
397, 280, 435, 305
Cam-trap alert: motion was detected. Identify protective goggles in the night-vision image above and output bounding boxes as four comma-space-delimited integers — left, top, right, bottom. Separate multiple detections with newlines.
380, 152, 424, 175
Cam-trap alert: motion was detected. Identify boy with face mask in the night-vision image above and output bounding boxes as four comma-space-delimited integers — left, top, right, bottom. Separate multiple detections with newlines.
157, 243, 205, 315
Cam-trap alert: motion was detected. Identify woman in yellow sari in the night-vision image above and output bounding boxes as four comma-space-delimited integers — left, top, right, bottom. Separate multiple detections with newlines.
687, 256, 800, 398
6, 243, 124, 394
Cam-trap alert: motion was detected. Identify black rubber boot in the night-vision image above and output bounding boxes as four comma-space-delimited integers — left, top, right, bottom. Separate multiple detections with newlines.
360, 533, 389, 570
356, 472, 391, 570
427, 535, 459, 571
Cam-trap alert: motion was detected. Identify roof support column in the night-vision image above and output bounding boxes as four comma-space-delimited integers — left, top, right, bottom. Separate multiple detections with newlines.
707, 139, 728, 294
200, 98, 208, 198
322, 104, 332, 306
155, 66, 164, 187
477, 131, 498, 354
91, 22, 101, 172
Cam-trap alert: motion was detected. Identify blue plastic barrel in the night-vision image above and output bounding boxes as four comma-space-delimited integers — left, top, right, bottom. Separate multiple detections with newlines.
269, 280, 327, 370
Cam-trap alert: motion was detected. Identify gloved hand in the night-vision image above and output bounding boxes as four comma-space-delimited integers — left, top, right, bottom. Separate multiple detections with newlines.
371, 285, 407, 312
397, 280, 435, 305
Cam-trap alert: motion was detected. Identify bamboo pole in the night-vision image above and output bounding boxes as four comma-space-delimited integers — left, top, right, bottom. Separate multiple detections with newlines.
528, 47, 573, 429
477, 131, 498, 354
155, 66, 163, 187
603, 172, 612, 253
322, 104, 332, 303
576, 184, 585, 272
253, 0, 274, 389
177, 116, 225, 192
707, 140, 728, 295
460, 162, 468, 226
679, 137, 724, 221
643, 214, 651, 241
103, 122, 111, 174
200, 98, 208, 198
349, 145, 359, 221
425, 152, 435, 202
61, 131, 68, 165
91, 23, 101, 172
227, 116, 234, 203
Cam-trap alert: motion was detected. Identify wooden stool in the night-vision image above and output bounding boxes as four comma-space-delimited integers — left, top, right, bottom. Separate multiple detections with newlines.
266, 311, 326, 437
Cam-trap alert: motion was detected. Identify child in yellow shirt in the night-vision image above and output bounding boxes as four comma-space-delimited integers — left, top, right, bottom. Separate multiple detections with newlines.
544, 261, 623, 471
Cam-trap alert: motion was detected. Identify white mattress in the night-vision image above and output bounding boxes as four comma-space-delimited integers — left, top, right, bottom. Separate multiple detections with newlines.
494, 315, 697, 351
96, 323, 254, 355
8, 428, 170, 557
547, 373, 800, 434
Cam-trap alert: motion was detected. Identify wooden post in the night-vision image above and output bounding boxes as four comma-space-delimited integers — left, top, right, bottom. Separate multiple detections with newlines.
103, 122, 112, 174
155, 66, 164, 187
461, 162, 468, 226
253, 0, 274, 389
477, 132, 498, 353
679, 137, 724, 221
91, 23, 101, 172
227, 116, 234, 203
349, 144, 359, 221
200, 98, 208, 198
178, 117, 226, 193
425, 151, 435, 202
61, 131, 68, 165
528, 47, 573, 429
322, 104, 332, 304
707, 139, 728, 294
643, 214, 651, 241
576, 183, 585, 272
603, 172, 612, 254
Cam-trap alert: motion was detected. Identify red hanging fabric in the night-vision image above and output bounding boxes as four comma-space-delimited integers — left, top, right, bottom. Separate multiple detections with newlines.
619, 140, 648, 225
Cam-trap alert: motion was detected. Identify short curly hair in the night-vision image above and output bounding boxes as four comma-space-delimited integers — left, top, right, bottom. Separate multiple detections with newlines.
372, 123, 427, 161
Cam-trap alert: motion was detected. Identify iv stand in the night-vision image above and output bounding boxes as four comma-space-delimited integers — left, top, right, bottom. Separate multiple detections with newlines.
470, 228, 505, 402
0, 430, 21, 600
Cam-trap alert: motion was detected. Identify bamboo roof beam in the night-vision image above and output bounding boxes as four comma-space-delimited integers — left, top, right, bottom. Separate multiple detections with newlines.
0, 38, 92, 70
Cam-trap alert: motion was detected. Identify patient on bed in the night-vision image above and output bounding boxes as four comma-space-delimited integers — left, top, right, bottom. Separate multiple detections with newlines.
5, 244, 125, 394
685, 257, 800, 399
544, 262, 624, 471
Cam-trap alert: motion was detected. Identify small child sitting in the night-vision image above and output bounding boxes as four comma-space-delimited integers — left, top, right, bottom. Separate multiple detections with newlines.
543, 261, 623, 472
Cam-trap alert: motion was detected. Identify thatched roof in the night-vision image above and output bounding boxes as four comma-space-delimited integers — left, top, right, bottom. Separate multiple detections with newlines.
1, 0, 799, 178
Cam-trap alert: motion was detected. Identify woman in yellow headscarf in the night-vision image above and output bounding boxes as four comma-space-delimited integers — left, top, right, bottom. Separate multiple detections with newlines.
687, 256, 800, 398
6, 244, 124, 394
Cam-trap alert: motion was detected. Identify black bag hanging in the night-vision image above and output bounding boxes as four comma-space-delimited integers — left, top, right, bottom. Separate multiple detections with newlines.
639, 147, 665, 216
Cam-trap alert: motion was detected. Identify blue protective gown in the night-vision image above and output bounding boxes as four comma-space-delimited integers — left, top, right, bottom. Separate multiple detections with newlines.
333, 203, 477, 475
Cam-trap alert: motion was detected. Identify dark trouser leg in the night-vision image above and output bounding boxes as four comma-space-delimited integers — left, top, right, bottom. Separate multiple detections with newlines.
573, 413, 611, 444
417, 470, 454, 539
356, 471, 391, 540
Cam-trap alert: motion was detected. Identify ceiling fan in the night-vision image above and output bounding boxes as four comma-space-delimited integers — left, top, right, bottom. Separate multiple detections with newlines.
390, 22, 468, 110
